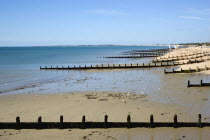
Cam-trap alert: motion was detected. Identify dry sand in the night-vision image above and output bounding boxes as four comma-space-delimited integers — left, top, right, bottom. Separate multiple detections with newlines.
0, 92, 210, 140
158, 47, 210, 74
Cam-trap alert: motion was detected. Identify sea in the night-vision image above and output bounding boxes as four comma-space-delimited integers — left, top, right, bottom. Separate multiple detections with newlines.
1, 45, 210, 116
0, 45, 168, 94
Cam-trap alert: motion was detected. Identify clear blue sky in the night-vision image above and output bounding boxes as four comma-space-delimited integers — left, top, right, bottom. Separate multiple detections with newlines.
0, 0, 210, 46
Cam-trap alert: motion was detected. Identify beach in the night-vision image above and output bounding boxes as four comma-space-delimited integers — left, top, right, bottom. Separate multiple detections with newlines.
1, 46, 210, 139
1, 91, 210, 140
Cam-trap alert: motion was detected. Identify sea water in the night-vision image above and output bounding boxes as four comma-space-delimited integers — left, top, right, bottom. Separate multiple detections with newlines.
0, 45, 166, 93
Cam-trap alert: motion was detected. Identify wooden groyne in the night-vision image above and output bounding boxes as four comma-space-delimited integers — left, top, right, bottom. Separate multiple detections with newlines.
0, 114, 208, 129
153, 54, 210, 63
123, 48, 171, 54
105, 54, 161, 58
158, 51, 209, 59
188, 80, 210, 87
164, 66, 210, 74
40, 62, 187, 70
122, 52, 167, 56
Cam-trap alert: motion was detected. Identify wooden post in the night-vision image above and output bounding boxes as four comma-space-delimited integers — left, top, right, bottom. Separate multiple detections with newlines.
60, 115, 63, 129
164, 69, 166, 74
91, 65, 92, 68
161, 62, 162, 66
143, 63, 144, 67
201, 79, 203, 86
108, 64, 109, 67
79, 65, 81, 68
198, 114, 202, 128
113, 64, 115, 67
82, 115, 86, 129
149, 63, 150, 66
174, 114, 178, 128
40, 66, 41, 69
38, 116, 42, 129
150, 115, 154, 128
137, 63, 138, 66
102, 64, 103, 68
181, 68, 182, 72
127, 115, 131, 128
16, 116, 20, 129
189, 67, 191, 73
104, 115, 108, 128
155, 63, 156, 66
68, 66, 69, 68
51, 66, 52, 68
125, 64, 126, 67
119, 64, 120, 67
131, 63, 132, 67
57, 66, 58, 68
74, 65, 75, 68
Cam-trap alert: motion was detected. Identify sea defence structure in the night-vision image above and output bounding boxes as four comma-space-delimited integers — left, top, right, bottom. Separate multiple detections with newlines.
164, 66, 210, 74
0, 114, 207, 129
40, 62, 186, 70
187, 80, 210, 87
106, 48, 172, 58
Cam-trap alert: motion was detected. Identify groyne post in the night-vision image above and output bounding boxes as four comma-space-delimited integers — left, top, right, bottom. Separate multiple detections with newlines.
150, 115, 154, 128
16, 116, 20, 129
201, 79, 203, 86
174, 114, 178, 128
38, 116, 42, 129
104, 115, 108, 128
198, 114, 202, 128
127, 115, 131, 128
82, 115, 86, 129
188, 80, 190, 87
60, 115, 63, 129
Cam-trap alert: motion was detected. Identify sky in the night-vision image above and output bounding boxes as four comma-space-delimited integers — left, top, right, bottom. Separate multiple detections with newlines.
0, 0, 210, 46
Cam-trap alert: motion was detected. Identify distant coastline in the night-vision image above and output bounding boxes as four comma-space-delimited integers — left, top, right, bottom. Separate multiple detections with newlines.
0, 44, 189, 47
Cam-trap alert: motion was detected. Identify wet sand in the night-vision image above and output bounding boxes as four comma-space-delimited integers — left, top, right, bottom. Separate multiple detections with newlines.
1, 128, 210, 140
1, 91, 210, 140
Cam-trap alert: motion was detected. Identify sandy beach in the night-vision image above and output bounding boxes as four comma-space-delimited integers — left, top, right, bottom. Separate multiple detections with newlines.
1, 46, 210, 140
1, 91, 210, 140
